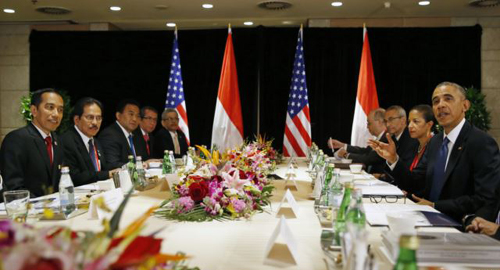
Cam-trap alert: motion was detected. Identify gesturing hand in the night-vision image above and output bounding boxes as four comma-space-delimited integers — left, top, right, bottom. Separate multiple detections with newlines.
368, 133, 398, 164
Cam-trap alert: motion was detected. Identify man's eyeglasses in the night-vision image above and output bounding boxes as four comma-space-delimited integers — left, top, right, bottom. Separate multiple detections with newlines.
163, 117, 179, 122
369, 195, 406, 204
142, 116, 157, 121
383, 116, 403, 124
82, 115, 103, 122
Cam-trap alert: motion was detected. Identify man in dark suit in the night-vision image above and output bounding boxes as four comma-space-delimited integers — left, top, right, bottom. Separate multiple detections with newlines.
328, 108, 387, 173
61, 98, 120, 186
0, 88, 64, 197
152, 109, 188, 159
372, 82, 500, 222
383, 105, 419, 168
98, 99, 141, 168
133, 106, 158, 161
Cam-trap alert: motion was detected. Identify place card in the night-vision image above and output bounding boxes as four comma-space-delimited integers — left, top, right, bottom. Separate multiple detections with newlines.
276, 189, 300, 219
88, 188, 124, 220
118, 170, 133, 194
312, 172, 323, 199
164, 173, 181, 191
97, 179, 115, 191
264, 216, 299, 266
284, 171, 299, 191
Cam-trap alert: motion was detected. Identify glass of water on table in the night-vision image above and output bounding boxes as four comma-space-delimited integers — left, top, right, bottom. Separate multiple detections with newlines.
3, 190, 30, 223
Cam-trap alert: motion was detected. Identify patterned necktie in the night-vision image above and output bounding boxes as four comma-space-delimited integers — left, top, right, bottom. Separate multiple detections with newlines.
88, 139, 99, 172
429, 137, 450, 202
173, 132, 181, 155
143, 133, 150, 156
128, 134, 136, 158
44, 136, 53, 165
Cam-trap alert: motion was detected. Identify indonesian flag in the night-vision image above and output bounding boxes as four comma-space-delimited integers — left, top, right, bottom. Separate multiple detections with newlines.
211, 27, 244, 151
350, 27, 379, 147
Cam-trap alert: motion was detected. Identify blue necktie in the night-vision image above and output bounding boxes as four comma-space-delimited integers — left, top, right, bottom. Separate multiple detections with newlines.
496, 210, 500, 225
429, 137, 449, 202
128, 134, 136, 158
88, 139, 98, 172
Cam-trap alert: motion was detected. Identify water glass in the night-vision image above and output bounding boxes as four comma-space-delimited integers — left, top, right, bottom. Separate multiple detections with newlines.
3, 190, 30, 223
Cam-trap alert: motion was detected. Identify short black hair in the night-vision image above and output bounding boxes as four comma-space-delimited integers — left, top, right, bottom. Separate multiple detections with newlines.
411, 104, 434, 123
71, 97, 104, 121
435, 81, 466, 99
116, 99, 140, 113
140, 106, 158, 118
30, 88, 62, 108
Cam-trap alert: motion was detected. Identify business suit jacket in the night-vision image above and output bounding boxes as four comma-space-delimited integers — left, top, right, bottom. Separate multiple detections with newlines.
347, 132, 388, 173
0, 123, 63, 197
61, 126, 112, 186
98, 122, 134, 168
394, 128, 419, 168
133, 128, 154, 161
152, 128, 188, 159
393, 121, 500, 222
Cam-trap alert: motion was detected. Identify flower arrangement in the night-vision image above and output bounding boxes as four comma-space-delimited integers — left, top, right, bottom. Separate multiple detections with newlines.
155, 139, 277, 222
0, 190, 198, 270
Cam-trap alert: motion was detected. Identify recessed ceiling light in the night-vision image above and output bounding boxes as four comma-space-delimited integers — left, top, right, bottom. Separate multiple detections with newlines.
110, 6, 121, 11
418, 1, 430, 6
166, 23, 176, 27
331, 2, 343, 7
3, 8, 15, 14
244, 21, 254, 26
202, 4, 214, 9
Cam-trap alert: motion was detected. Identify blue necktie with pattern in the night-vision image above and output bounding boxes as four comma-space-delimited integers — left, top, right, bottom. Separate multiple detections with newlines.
429, 137, 449, 202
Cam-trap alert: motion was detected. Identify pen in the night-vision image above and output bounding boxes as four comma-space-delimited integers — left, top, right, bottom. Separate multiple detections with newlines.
30, 197, 56, 203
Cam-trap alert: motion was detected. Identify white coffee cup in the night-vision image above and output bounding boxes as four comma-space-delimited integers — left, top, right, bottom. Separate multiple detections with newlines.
349, 164, 363, 174
386, 212, 418, 236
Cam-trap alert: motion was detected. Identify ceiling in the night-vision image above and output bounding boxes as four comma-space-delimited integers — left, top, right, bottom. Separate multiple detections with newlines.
0, 0, 499, 30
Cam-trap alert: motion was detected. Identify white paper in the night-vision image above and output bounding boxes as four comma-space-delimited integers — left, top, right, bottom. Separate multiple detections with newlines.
264, 216, 299, 266
165, 173, 181, 190
276, 189, 300, 218
97, 179, 115, 191
88, 188, 124, 220
364, 204, 437, 226
118, 170, 133, 193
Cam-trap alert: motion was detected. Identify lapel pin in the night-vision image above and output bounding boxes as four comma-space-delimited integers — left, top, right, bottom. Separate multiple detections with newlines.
458, 146, 462, 150
54, 141, 58, 146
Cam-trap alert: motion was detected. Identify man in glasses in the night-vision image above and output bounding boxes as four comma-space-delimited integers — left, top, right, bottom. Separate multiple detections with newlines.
133, 106, 158, 161
61, 98, 120, 186
98, 99, 142, 168
383, 105, 419, 169
0, 88, 64, 197
152, 109, 188, 159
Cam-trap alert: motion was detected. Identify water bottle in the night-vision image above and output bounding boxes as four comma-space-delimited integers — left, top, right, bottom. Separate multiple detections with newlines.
393, 235, 419, 270
126, 155, 136, 182
334, 181, 353, 245
329, 168, 344, 209
162, 150, 172, 174
135, 156, 147, 187
169, 150, 177, 172
320, 164, 335, 205
346, 189, 366, 231
59, 166, 76, 216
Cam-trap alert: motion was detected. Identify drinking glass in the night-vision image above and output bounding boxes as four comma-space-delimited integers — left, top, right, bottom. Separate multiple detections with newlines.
3, 190, 30, 223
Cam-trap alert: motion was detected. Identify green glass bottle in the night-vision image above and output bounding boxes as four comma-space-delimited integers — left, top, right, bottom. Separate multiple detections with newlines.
334, 181, 353, 245
346, 188, 366, 231
126, 155, 136, 183
320, 164, 334, 206
162, 150, 172, 174
393, 235, 419, 270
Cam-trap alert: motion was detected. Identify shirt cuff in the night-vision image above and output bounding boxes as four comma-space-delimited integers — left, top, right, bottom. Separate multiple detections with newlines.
387, 156, 399, 170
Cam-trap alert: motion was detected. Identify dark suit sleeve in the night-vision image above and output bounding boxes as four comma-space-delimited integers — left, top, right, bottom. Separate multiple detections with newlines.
495, 228, 500, 240
0, 132, 28, 191
435, 135, 500, 221
389, 149, 427, 197
347, 150, 384, 167
99, 130, 126, 169
346, 145, 371, 155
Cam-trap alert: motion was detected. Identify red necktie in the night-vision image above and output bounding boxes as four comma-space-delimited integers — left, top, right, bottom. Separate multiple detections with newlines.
45, 136, 53, 165
143, 133, 150, 156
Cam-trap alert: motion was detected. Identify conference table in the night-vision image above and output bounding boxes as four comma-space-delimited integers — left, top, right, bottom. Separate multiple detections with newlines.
28, 158, 475, 270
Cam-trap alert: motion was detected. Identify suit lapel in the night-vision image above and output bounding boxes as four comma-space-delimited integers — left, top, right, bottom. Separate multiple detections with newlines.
73, 127, 93, 170
443, 122, 470, 184
51, 132, 61, 186
28, 124, 52, 176
114, 122, 133, 156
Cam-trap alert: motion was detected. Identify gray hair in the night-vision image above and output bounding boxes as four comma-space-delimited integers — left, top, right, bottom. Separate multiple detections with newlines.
386, 105, 406, 118
161, 108, 178, 120
370, 108, 386, 121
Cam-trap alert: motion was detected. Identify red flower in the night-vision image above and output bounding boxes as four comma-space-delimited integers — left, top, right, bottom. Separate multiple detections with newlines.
211, 175, 223, 182
189, 181, 209, 202
110, 236, 162, 269
21, 259, 62, 270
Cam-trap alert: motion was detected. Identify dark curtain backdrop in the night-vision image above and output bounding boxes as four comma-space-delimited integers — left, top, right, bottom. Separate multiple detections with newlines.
30, 25, 481, 152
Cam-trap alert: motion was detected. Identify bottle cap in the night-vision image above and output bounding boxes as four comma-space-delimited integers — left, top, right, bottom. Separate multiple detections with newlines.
344, 182, 354, 189
328, 163, 335, 168
399, 235, 419, 250
61, 166, 70, 173
128, 155, 134, 159
165, 150, 169, 154
136, 156, 142, 161
170, 150, 174, 154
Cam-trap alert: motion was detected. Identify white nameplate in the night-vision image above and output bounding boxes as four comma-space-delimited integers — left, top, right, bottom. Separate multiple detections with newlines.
88, 188, 124, 220
284, 170, 299, 191
164, 173, 181, 191
264, 216, 299, 266
312, 171, 323, 199
118, 170, 133, 194
276, 189, 300, 219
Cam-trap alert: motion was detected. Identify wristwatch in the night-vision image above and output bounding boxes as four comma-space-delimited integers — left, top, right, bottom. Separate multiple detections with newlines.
462, 214, 476, 227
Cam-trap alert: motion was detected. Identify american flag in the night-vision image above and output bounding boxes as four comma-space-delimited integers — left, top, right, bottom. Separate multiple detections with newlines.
283, 27, 311, 157
166, 29, 190, 144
